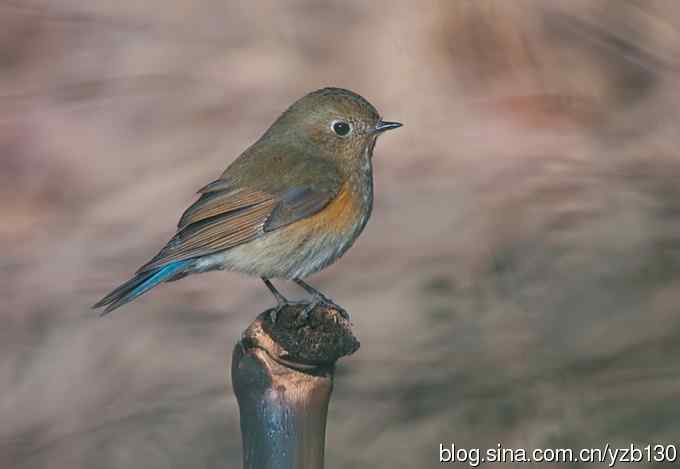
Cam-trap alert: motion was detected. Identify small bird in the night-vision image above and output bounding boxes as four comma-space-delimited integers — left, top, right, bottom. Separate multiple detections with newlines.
93, 87, 401, 319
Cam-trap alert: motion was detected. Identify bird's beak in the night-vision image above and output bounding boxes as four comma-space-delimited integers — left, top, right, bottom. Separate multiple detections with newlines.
373, 120, 402, 133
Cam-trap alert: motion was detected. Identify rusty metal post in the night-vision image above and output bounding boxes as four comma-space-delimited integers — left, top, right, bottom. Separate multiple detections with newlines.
231, 304, 359, 469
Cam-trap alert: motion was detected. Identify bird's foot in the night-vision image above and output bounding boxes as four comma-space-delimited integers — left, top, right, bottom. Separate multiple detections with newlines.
292, 279, 350, 321
268, 300, 307, 324
268, 304, 283, 324
313, 291, 350, 320
298, 296, 350, 322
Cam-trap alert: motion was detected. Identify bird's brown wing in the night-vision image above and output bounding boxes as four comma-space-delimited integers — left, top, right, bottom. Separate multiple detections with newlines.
263, 187, 335, 232
136, 147, 344, 274
136, 183, 337, 274
136, 186, 275, 273
177, 183, 268, 230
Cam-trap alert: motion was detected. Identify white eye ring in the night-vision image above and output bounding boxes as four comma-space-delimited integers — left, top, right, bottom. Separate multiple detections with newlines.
330, 120, 352, 137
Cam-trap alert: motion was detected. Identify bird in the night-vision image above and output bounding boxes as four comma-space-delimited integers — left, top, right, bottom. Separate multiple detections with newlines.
93, 87, 402, 319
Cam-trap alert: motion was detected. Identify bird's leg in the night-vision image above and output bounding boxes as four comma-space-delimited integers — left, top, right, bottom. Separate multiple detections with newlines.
262, 277, 290, 323
294, 279, 350, 321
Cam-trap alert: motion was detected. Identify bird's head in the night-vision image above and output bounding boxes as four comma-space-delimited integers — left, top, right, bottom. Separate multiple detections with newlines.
266, 87, 402, 162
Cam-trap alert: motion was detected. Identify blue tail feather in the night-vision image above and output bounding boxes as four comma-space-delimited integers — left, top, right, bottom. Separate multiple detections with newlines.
93, 260, 190, 315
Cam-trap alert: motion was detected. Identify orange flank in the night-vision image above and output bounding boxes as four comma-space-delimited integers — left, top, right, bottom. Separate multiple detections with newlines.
289, 182, 360, 237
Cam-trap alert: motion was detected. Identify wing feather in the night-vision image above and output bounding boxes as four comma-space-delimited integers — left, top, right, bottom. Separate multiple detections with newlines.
136, 152, 344, 274
138, 193, 276, 273
178, 186, 270, 229
264, 187, 334, 232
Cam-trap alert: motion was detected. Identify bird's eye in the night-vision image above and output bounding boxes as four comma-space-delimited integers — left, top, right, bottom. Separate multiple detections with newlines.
331, 120, 351, 137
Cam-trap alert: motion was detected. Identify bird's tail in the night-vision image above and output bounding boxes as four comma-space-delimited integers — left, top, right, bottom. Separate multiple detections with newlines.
93, 260, 191, 315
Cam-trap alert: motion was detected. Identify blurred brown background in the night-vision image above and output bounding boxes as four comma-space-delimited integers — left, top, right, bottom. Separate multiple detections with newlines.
2, 1, 680, 467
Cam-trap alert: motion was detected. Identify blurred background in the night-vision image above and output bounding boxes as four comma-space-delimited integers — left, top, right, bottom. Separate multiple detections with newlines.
2, 0, 680, 467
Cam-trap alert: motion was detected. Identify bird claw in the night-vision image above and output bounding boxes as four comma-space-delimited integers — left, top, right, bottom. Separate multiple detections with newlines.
264, 277, 350, 324
315, 293, 350, 320
298, 301, 317, 322
268, 306, 282, 324
296, 297, 350, 322
268, 300, 308, 324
